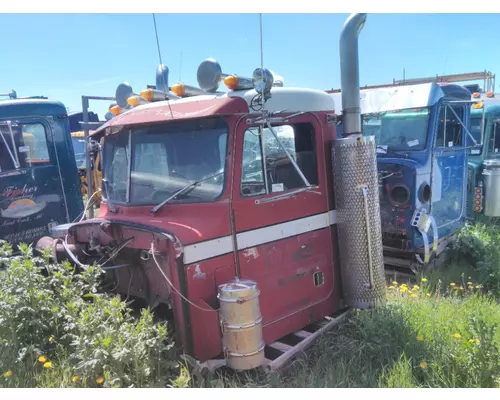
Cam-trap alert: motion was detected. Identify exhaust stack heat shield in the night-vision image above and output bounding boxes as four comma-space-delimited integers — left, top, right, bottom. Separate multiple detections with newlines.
332, 135, 386, 309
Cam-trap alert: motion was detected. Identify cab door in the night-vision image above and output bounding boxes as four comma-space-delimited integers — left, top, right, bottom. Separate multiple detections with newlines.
431, 102, 468, 235
230, 116, 339, 343
0, 118, 69, 248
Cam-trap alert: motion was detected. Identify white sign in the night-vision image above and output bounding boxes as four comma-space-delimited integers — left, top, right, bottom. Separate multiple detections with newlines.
376, 145, 388, 154
272, 183, 284, 192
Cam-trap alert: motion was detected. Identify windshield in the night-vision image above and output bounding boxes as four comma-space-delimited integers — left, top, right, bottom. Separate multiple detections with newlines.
71, 137, 87, 168
362, 108, 431, 151
469, 117, 483, 156
102, 118, 228, 205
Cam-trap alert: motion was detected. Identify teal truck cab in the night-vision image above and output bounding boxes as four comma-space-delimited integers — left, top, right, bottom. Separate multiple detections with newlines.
466, 90, 500, 220
0, 90, 84, 249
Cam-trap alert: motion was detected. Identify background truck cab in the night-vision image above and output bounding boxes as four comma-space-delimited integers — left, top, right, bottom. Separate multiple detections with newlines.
331, 82, 474, 270
466, 91, 500, 220
0, 95, 84, 249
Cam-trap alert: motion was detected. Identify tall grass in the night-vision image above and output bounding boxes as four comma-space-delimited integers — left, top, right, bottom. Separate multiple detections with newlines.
203, 282, 500, 388
449, 222, 500, 297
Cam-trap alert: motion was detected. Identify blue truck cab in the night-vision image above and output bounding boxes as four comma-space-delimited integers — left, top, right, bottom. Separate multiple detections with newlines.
0, 94, 84, 249
331, 82, 473, 270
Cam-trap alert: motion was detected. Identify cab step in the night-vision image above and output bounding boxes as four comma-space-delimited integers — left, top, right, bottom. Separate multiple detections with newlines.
261, 307, 353, 373
186, 308, 353, 375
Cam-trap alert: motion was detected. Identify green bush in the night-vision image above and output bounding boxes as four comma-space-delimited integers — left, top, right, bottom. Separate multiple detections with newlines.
452, 222, 500, 296
0, 240, 181, 388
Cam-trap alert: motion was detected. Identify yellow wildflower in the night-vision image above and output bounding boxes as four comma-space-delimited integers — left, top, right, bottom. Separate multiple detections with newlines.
421, 278, 428, 283
392, 281, 398, 286
454, 333, 461, 340
3, 370, 13, 378
38, 355, 47, 363
49, 336, 54, 343
413, 285, 420, 290
417, 335, 424, 341
43, 362, 52, 369
388, 285, 395, 289
72, 375, 80, 383
476, 285, 481, 289
459, 286, 464, 291
419, 361, 427, 369
96, 376, 104, 384
400, 286, 408, 293
411, 293, 418, 298
467, 282, 473, 286
450, 283, 456, 287
426, 293, 431, 297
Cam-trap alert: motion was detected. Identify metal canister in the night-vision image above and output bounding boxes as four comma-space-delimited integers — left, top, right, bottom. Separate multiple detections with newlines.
482, 159, 500, 217
217, 279, 265, 371
332, 135, 386, 309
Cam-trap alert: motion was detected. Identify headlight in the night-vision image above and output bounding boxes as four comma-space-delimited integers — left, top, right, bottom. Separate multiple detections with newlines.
390, 185, 410, 205
418, 183, 431, 204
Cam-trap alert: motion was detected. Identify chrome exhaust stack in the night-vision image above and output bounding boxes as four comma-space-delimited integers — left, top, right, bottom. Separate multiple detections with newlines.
339, 13, 366, 137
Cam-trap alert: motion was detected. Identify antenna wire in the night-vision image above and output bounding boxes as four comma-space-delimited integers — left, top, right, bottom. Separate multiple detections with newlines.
152, 13, 174, 119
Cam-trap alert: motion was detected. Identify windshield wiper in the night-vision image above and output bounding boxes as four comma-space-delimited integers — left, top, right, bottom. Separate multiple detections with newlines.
376, 145, 407, 158
150, 170, 224, 214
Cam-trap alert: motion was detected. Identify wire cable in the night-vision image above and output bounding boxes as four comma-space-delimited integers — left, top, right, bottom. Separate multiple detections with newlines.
150, 241, 219, 313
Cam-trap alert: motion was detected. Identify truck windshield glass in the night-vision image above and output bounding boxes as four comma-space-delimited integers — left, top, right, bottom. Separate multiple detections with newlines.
71, 137, 87, 168
102, 118, 228, 205
0, 121, 51, 173
362, 108, 431, 151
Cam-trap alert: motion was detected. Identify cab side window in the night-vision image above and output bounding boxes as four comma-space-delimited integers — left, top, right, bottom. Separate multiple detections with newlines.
488, 121, 500, 155
240, 123, 318, 197
103, 133, 129, 203
436, 105, 464, 148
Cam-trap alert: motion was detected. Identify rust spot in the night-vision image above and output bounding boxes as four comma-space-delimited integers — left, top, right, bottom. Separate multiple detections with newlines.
192, 264, 206, 280
277, 272, 307, 287
242, 247, 259, 263
308, 311, 316, 323
292, 242, 315, 261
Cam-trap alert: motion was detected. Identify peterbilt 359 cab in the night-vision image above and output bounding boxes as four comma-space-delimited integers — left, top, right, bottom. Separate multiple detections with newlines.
330, 81, 476, 272
36, 14, 388, 371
